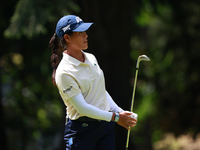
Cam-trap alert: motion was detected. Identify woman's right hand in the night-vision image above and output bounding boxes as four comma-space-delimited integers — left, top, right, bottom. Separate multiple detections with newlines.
117, 111, 137, 130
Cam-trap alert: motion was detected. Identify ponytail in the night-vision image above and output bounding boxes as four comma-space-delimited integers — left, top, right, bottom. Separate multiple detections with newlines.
49, 33, 60, 87
49, 32, 71, 86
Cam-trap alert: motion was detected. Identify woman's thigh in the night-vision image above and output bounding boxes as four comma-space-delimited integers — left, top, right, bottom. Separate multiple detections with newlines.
64, 120, 115, 150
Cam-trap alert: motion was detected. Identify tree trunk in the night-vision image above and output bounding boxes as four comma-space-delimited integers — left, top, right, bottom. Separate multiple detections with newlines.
77, 0, 134, 149
0, 80, 7, 150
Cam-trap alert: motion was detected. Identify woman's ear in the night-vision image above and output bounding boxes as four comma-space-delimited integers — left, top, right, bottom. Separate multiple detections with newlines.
64, 34, 71, 42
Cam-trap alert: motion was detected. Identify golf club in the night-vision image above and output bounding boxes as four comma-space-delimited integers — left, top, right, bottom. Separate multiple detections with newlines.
125, 55, 150, 150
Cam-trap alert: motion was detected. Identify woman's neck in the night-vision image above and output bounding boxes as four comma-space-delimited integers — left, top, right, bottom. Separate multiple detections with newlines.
65, 50, 85, 62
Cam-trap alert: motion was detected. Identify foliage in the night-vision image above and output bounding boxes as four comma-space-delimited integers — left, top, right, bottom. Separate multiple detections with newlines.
1, 0, 80, 149
1, 0, 200, 150
153, 133, 200, 150
4, 0, 80, 39
130, 0, 200, 149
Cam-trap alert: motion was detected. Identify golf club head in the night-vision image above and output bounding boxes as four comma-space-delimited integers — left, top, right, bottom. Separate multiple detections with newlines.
136, 55, 150, 68
139, 55, 150, 61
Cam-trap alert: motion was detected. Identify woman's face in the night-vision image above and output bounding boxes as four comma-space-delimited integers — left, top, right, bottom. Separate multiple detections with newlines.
66, 31, 88, 51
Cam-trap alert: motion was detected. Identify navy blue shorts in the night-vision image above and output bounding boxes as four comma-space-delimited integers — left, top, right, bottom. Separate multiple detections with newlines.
64, 118, 115, 150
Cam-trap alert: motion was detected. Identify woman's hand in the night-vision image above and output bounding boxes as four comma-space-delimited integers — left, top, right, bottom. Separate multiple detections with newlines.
117, 111, 137, 130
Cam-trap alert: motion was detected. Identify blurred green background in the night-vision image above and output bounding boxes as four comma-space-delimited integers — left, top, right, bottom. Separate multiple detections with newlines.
1, 0, 200, 150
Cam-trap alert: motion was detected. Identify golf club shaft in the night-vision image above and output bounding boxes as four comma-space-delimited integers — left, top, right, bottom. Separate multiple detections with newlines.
125, 68, 139, 149
125, 55, 150, 150
130, 69, 138, 112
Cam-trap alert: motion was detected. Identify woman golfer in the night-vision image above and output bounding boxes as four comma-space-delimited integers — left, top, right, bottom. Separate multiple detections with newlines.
49, 15, 137, 150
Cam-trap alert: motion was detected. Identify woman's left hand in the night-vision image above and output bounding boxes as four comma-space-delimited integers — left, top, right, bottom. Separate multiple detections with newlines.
117, 111, 137, 130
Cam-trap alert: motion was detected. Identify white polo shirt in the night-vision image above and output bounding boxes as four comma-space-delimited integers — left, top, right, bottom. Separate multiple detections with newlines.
55, 51, 110, 120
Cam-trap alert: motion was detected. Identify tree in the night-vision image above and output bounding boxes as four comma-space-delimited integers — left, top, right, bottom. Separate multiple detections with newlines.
2, 0, 200, 150
1, 0, 79, 150
75, 1, 136, 149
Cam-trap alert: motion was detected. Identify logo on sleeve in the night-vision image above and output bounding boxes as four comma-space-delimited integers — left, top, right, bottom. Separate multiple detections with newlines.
63, 86, 73, 93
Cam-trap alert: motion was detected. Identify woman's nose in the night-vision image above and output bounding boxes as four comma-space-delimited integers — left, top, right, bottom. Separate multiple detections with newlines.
83, 32, 88, 38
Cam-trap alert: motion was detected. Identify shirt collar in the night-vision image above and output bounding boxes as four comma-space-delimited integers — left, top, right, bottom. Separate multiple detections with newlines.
63, 51, 88, 66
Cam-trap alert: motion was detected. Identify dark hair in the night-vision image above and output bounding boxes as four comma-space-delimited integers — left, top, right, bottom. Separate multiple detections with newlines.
49, 32, 72, 86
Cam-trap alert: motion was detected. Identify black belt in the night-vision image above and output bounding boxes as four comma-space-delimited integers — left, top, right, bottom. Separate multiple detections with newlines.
77, 117, 101, 122
67, 117, 100, 122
